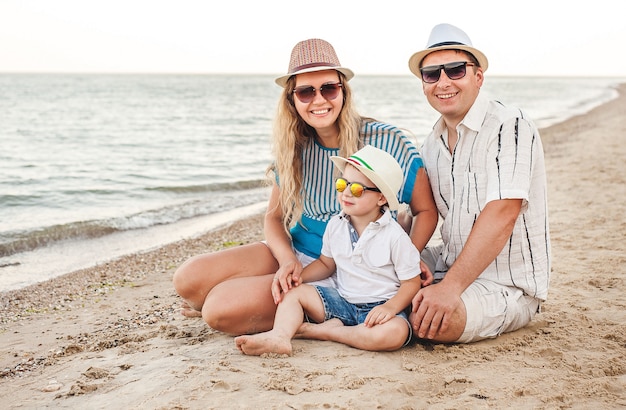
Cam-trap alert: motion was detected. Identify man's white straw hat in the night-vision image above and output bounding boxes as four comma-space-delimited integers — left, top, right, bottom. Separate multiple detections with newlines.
408, 23, 488, 79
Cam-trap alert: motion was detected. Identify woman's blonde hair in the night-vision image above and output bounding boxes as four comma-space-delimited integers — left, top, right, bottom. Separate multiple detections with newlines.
267, 71, 366, 234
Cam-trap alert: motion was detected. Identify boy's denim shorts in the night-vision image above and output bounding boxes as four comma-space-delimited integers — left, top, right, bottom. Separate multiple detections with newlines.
313, 285, 413, 345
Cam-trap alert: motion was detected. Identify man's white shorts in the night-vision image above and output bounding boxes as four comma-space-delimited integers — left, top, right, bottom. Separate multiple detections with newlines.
458, 278, 540, 343
421, 245, 540, 343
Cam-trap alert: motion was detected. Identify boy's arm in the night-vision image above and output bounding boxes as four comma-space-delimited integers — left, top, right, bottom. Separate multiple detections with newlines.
384, 276, 422, 314
299, 255, 336, 284
364, 275, 421, 327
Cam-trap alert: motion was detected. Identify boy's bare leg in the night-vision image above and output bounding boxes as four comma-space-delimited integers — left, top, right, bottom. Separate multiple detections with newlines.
235, 329, 293, 356
235, 284, 324, 356
295, 317, 409, 352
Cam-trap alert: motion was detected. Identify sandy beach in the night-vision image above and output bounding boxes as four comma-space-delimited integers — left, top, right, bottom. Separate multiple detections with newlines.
1, 84, 625, 409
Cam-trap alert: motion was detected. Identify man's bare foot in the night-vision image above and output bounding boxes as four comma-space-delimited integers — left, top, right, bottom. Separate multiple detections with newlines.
294, 318, 344, 340
234, 332, 293, 356
180, 300, 202, 318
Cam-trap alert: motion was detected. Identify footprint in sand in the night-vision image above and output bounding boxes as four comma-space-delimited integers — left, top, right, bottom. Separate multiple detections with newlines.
211, 379, 239, 392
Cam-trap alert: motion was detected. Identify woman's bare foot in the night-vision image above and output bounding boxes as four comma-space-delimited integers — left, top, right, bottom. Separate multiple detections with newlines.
294, 318, 344, 340
234, 332, 293, 356
180, 300, 202, 318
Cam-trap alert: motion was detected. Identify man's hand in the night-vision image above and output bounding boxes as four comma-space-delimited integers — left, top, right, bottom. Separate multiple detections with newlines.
410, 281, 464, 340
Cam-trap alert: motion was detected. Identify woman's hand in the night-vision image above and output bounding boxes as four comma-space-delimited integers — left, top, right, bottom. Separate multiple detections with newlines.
420, 260, 434, 287
270, 258, 303, 304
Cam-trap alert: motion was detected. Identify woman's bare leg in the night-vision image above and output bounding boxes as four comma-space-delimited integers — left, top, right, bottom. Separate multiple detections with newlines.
180, 300, 202, 318
172, 242, 280, 334
203, 274, 279, 335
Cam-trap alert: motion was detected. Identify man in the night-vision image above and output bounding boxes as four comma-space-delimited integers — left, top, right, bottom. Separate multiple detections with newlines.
408, 23, 551, 343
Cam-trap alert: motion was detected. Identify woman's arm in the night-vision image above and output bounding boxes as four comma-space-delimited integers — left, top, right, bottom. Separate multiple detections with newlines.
408, 167, 439, 252
264, 183, 303, 296
271, 254, 335, 304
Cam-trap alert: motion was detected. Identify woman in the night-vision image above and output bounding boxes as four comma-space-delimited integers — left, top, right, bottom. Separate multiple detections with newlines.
172, 38, 438, 336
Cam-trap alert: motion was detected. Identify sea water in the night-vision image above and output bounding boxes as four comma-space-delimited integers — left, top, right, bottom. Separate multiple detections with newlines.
0, 74, 622, 291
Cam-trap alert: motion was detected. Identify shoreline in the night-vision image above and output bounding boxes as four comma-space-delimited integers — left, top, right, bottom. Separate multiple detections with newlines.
1, 84, 625, 408
0, 201, 269, 292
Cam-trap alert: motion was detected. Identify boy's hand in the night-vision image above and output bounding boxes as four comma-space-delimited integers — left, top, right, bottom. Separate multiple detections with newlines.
364, 304, 396, 327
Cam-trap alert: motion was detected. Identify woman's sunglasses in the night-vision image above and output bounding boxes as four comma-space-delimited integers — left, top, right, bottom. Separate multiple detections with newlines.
335, 178, 380, 198
420, 61, 475, 84
293, 82, 343, 103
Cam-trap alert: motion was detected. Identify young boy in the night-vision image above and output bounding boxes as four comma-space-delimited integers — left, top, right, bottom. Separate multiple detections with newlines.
235, 145, 422, 355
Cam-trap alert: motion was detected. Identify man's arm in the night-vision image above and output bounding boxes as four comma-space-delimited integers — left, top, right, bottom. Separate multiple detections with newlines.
411, 198, 522, 341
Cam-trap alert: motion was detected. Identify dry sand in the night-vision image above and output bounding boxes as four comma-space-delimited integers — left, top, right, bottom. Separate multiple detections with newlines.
1, 85, 625, 409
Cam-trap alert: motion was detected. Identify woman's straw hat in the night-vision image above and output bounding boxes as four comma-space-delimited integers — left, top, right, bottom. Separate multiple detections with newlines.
275, 38, 354, 87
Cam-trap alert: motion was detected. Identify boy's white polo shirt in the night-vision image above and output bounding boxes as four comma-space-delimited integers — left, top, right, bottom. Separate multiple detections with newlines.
321, 210, 421, 304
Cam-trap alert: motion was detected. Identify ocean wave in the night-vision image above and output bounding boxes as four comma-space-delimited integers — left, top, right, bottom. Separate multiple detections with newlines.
145, 179, 268, 194
0, 221, 120, 258
0, 187, 270, 257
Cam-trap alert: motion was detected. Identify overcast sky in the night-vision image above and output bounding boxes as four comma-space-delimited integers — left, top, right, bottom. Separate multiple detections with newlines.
1, 0, 624, 77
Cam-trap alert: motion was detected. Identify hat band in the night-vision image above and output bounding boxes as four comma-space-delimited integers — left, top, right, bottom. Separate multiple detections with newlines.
347, 156, 374, 171
290, 62, 338, 74
429, 41, 466, 49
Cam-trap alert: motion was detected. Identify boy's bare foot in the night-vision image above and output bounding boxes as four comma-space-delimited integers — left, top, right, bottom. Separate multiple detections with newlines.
295, 318, 344, 340
234, 333, 293, 356
180, 300, 202, 318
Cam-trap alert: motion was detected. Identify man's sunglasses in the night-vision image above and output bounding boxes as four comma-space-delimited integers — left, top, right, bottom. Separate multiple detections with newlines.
335, 178, 380, 198
420, 61, 476, 84
293, 82, 343, 103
